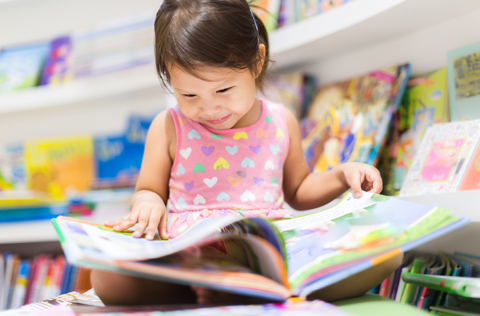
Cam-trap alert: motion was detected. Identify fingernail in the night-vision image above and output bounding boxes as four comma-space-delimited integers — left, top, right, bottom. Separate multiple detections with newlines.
355, 193, 362, 198
113, 226, 119, 230
146, 234, 153, 240
132, 232, 140, 238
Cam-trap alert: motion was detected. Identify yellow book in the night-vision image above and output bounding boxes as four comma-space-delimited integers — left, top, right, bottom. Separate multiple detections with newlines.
25, 136, 94, 198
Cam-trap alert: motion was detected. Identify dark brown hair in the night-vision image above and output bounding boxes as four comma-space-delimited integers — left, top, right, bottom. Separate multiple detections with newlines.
154, 0, 271, 90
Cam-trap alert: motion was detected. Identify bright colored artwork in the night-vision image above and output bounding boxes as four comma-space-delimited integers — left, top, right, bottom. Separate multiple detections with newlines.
302, 64, 410, 172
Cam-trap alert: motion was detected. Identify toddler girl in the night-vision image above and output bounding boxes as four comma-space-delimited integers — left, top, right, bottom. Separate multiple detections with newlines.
92, 0, 401, 306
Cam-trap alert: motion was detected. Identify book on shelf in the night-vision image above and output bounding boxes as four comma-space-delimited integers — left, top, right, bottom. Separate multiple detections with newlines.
403, 274, 480, 299
0, 253, 92, 311
24, 136, 95, 199
0, 144, 25, 191
447, 40, 480, 121
0, 42, 50, 94
52, 191, 468, 301
302, 64, 411, 173
40, 36, 73, 86
399, 119, 480, 196
393, 68, 449, 193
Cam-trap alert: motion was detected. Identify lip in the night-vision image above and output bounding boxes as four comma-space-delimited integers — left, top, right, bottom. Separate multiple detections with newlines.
206, 114, 232, 125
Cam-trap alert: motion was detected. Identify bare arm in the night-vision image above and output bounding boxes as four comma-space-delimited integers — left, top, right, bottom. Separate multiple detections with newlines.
105, 110, 176, 239
282, 109, 382, 210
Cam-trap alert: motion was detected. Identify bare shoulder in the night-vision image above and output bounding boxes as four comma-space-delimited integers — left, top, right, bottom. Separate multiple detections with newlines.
148, 109, 177, 160
283, 106, 301, 140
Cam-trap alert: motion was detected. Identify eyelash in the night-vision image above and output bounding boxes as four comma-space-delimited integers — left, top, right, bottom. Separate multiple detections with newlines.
182, 87, 233, 98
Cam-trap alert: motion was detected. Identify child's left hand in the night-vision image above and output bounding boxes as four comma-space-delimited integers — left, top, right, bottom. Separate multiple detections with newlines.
339, 162, 383, 199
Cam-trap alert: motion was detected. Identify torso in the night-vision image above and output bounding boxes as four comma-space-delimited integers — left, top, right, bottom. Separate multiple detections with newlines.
165, 99, 294, 237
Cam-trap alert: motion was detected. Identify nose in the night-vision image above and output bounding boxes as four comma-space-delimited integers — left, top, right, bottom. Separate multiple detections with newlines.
200, 102, 222, 117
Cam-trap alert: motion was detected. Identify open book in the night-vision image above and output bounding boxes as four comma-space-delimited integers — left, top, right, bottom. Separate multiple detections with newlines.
52, 191, 469, 301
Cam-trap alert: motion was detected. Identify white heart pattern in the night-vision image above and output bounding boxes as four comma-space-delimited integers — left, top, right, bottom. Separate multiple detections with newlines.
267, 103, 278, 111
180, 147, 192, 159
265, 160, 275, 170
240, 190, 256, 202
194, 194, 206, 205
175, 197, 187, 209
203, 177, 218, 188
264, 191, 274, 202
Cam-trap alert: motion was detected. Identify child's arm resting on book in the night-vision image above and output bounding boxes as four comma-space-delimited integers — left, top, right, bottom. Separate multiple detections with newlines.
105, 111, 176, 240
283, 109, 382, 210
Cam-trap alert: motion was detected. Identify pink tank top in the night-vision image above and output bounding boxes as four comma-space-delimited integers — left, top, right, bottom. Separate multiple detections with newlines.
166, 99, 294, 238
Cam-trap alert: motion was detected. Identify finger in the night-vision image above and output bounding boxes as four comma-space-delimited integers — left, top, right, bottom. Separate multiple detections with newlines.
132, 209, 150, 238
158, 212, 169, 240
368, 170, 383, 193
348, 171, 364, 199
105, 215, 129, 227
112, 213, 139, 231
145, 209, 161, 240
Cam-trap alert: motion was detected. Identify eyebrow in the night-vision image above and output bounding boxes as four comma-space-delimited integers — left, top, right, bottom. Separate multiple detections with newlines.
173, 78, 236, 95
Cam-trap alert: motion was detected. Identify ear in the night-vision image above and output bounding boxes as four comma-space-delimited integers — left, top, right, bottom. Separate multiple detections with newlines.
255, 44, 266, 78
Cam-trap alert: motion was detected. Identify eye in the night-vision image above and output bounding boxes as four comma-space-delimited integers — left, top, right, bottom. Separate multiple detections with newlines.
183, 94, 196, 98
217, 86, 233, 94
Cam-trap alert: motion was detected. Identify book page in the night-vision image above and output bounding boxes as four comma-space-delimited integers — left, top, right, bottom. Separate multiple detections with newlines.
273, 191, 376, 232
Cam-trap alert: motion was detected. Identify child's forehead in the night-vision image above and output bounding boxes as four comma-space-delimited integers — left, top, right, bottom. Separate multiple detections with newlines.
169, 65, 250, 89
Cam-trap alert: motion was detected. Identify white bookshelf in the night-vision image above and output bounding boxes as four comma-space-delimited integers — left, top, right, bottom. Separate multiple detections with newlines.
3, 0, 480, 114
0, 64, 162, 114
0, 204, 130, 244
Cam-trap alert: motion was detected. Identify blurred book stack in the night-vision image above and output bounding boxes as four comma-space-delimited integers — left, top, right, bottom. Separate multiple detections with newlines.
0, 253, 91, 311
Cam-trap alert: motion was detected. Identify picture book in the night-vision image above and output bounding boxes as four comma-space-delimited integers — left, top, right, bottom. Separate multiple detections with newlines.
0, 144, 26, 191
447, 40, 480, 121
457, 138, 480, 192
394, 68, 449, 192
71, 13, 155, 78
302, 64, 410, 172
52, 191, 468, 301
251, 0, 282, 32
260, 72, 317, 120
0, 42, 50, 93
24, 136, 95, 198
40, 36, 73, 86
93, 115, 153, 189
399, 119, 480, 196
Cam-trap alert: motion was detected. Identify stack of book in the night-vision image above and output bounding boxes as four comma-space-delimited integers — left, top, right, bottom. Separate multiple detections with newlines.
0, 253, 91, 311
375, 251, 480, 315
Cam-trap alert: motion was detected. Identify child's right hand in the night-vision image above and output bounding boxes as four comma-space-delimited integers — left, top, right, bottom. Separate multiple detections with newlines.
104, 190, 169, 241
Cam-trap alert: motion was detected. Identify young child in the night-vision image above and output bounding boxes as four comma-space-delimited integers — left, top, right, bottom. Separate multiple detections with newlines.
91, 0, 402, 306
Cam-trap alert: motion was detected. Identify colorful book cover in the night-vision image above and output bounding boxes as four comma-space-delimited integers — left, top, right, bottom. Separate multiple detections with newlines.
302, 64, 410, 172
52, 191, 469, 300
399, 119, 480, 196
24, 136, 95, 198
94, 115, 153, 189
458, 138, 480, 192
251, 0, 282, 32
0, 144, 26, 191
447, 40, 480, 121
261, 73, 317, 120
40, 36, 73, 86
394, 68, 448, 191
0, 42, 50, 93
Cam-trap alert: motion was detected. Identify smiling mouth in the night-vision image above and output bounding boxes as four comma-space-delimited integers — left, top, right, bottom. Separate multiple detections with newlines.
206, 114, 232, 125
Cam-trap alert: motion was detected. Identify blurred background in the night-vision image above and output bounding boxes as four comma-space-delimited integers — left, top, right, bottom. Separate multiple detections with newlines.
2, 0, 480, 311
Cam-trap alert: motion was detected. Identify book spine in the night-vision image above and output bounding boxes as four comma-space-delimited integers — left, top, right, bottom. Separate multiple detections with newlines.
402, 273, 470, 297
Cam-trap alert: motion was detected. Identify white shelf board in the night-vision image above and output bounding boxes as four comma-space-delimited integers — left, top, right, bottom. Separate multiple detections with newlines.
270, 0, 480, 70
398, 190, 480, 222
0, 205, 130, 244
0, 63, 163, 114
